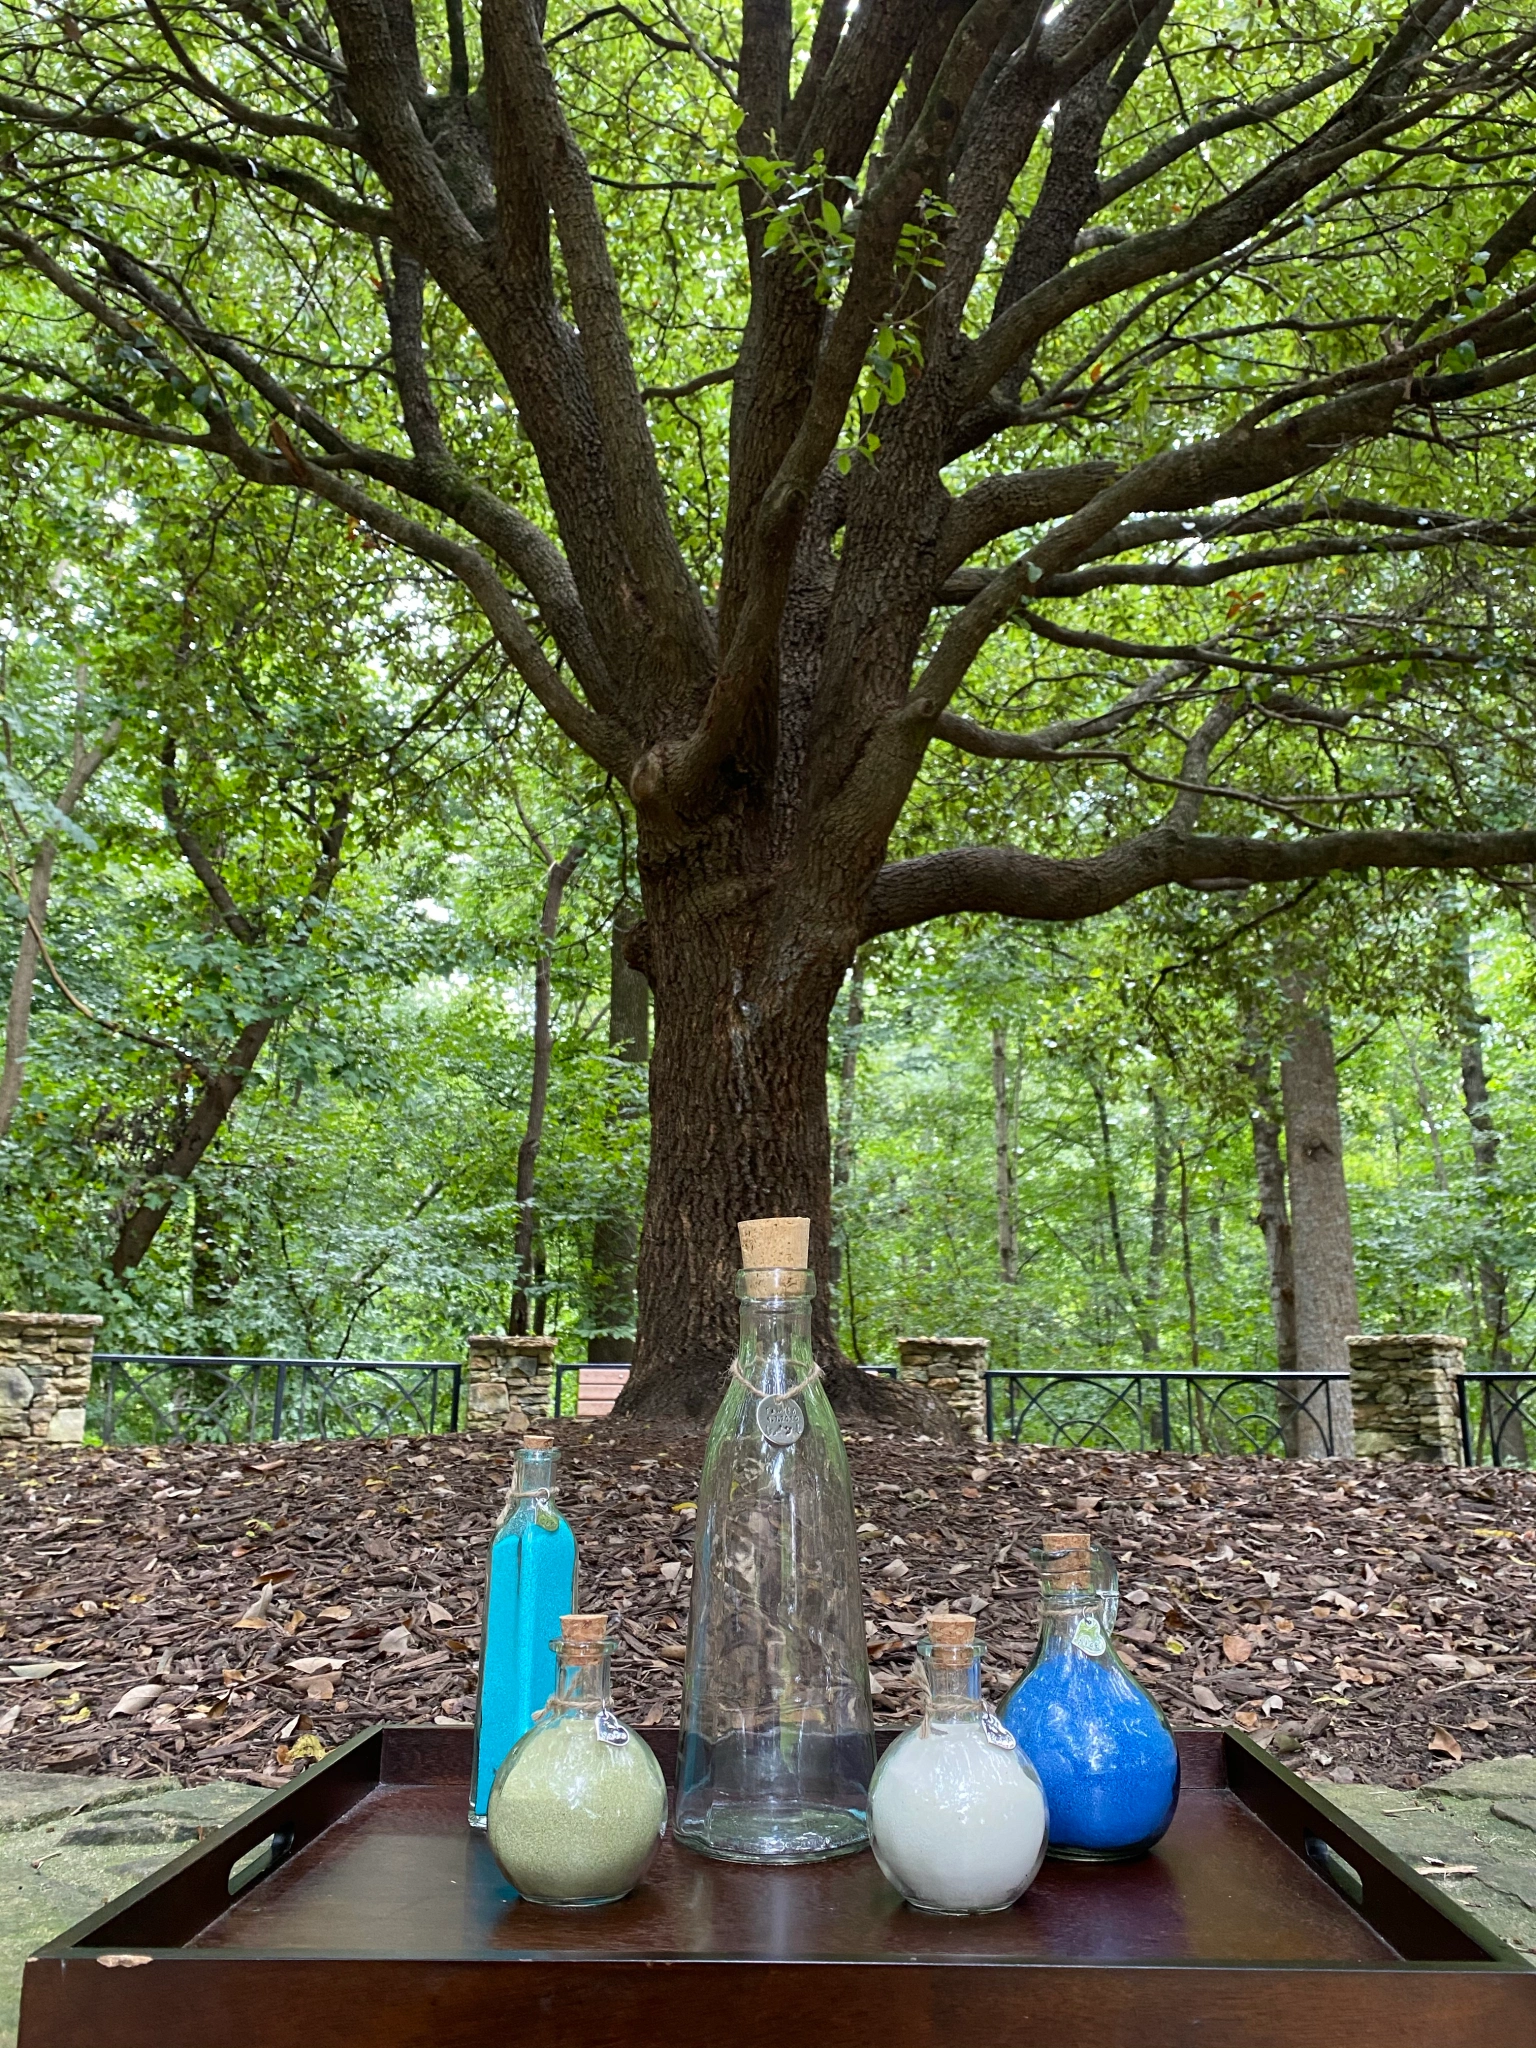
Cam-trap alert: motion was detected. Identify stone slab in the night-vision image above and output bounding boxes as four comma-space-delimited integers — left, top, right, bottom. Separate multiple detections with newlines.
0, 1773, 173, 1838
1433, 1755, 1536, 1800
0, 1774, 264, 2048
1325, 1757, 1536, 1960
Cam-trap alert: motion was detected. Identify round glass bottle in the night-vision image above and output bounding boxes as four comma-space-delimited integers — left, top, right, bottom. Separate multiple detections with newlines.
675, 1217, 876, 1864
486, 1614, 667, 1906
1000, 1531, 1179, 1860
869, 1614, 1048, 1914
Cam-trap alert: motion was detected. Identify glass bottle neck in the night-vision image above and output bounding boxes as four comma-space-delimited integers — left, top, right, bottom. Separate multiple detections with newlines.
553, 1645, 613, 1713
1035, 1589, 1109, 1659
922, 1650, 983, 1720
736, 1296, 815, 1394
517, 1446, 558, 1502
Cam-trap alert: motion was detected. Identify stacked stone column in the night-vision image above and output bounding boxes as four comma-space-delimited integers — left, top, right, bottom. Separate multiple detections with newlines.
464, 1333, 556, 1433
1347, 1332, 1466, 1464
896, 1335, 989, 1440
0, 1313, 102, 1444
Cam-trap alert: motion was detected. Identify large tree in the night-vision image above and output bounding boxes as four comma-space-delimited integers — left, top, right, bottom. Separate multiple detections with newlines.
3, 0, 1536, 1413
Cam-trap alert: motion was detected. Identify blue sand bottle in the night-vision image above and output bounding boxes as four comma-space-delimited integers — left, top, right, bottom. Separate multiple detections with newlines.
1001, 1530, 1178, 1860
469, 1433, 578, 1829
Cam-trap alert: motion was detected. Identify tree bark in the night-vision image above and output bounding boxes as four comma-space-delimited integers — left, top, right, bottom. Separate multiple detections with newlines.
614, 846, 957, 1436
991, 1022, 1018, 1287
509, 839, 584, 1336
0, 702, 121, 1140
588, 898, 648, 1363
1279, 1006, 1359, 1455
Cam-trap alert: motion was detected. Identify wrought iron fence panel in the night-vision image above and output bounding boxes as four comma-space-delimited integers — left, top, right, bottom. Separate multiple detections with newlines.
91, 1355, 462, 1445
1457, 1374, 1534, 1468
983, 1370, 1346, 1456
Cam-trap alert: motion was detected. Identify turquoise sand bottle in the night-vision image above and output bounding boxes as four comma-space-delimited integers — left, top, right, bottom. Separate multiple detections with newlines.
469, 1433, 578, 1828
1000, 1530, 1179, 1860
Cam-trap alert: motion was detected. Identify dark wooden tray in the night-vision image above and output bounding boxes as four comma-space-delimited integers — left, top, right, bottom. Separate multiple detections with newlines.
21, 1725, 1534, 2048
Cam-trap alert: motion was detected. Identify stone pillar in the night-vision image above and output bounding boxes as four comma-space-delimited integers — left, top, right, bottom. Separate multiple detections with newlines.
1347, 1333, 1466, 1463
463, 1333, 556, 1433
0, 1313, 103, 1444
896, 1335, 989, 1440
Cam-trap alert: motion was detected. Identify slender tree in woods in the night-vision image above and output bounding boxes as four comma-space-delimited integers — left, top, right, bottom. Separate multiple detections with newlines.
507, 820, 584, 1334
0, 671, 120, 1139
1279, 1001, 1360, 1453
828, 949, 865, 1330
5, 2, 1536, 1411
588, 899, 648, 1361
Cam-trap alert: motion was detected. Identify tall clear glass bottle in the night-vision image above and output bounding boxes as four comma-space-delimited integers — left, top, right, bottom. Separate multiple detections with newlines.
469, 1435, 578, 1828
675, 1220, 875, 1863
1000, 1530, 1179, 1860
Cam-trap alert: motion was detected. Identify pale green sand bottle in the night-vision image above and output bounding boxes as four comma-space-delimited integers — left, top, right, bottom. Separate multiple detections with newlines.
486, 1613, 667, 1906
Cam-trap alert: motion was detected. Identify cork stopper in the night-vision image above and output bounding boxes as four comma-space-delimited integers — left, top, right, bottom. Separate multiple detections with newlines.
738, 1216, 810, 1299
559, 1613, 610, 1662
1039, 1529, 1092, 1592
925, 1612, 976, 1665
522, 1434, 554, 1450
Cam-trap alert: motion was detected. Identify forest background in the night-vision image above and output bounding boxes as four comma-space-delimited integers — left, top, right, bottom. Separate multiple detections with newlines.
1, 0, 1535, 1393
1, 434, 1531, 1381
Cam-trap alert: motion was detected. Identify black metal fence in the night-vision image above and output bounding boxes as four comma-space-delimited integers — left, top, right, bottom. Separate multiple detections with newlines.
90, 1354, 462, 1445
983, 1368, 1349, 1457
1458, 1372, 1534, 1468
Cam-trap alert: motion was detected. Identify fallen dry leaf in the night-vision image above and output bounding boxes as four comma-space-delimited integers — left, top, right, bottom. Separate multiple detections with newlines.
107, 1683, 165, 1719
1428, 1727, 1464, 1762
1221, 1634, 1253, 1665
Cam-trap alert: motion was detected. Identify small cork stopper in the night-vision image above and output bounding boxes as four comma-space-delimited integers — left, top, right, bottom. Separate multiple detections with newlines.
739, 1215, 810, 1270
1040, 1529, 1092, 1592
522, 1434, 554, 1450
925, 1612, 977, 1666
560, 1613, 610, 1661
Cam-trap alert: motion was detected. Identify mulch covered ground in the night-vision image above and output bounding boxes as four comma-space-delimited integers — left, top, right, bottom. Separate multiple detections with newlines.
2, 1422, 1533, 1790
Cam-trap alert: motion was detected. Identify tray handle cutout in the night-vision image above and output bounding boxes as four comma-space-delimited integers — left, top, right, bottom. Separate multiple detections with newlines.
228, 1826, 296, 1898
1305, 1834, 1364, 1910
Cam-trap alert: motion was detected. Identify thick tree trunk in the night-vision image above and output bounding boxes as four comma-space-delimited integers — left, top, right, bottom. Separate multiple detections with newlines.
1279, 1007, 1359, 1456
615, 848, 957, 1436
588, 900, 648, 1363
